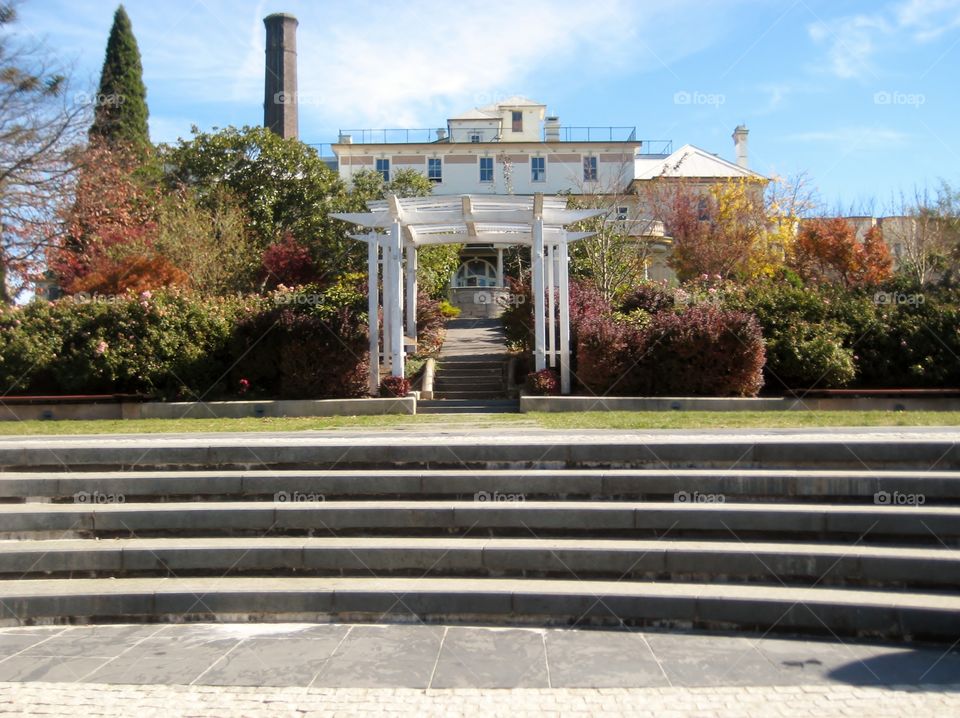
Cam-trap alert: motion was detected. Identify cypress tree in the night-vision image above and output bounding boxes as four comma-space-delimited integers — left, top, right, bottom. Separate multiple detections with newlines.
88, 5, 149, 148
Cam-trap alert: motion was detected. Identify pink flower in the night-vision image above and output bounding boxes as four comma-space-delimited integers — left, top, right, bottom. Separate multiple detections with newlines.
700, 273, 709, 281
95, 340, 108, 355
713, 274, 722, 281
708, 287, 717, 294
139, 290, 152, 300
238, 378, 251, 394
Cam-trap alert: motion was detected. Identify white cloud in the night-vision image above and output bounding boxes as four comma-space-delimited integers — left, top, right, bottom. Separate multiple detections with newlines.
808, 0, 960, 79
20, 0, 762, 140
784, 126, 909, 147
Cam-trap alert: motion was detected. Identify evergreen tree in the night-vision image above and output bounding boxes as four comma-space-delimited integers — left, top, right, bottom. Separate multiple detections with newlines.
89, 5, 149, 149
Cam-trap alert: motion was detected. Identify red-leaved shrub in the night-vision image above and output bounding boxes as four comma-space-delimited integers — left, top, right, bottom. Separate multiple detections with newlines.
525, 368, 560, 395
576, 304, 765, 396
380, 375, 411, 397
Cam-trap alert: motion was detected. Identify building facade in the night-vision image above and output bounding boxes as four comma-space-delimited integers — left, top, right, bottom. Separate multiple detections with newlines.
329, 97, 765, 314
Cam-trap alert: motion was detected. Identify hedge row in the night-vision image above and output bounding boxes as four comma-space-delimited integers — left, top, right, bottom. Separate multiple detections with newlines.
0, 283, 372, 400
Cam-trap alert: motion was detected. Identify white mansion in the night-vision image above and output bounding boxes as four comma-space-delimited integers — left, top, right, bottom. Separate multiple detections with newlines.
327, 97, 765, 314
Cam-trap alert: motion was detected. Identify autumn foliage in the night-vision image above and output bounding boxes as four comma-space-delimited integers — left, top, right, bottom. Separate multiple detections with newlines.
790, 218, 893, 287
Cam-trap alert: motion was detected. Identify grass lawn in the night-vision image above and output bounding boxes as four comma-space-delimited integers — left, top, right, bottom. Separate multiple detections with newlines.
0, 410, 958, 435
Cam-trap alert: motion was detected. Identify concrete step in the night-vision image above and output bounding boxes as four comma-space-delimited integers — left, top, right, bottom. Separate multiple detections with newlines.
2, 537, 957, 589
432, 391, 509, 400
433, 380, 505, 391
3, 501, 958, 542
3, 469, 958, 502
2, 576, 958, 639
3, 436, 957, 470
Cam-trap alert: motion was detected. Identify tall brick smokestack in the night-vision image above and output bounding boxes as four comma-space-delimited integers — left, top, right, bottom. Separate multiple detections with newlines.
263, 13, 298, 139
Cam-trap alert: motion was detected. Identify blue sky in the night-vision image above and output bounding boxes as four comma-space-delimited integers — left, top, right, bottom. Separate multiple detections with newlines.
15, 0, 960, 209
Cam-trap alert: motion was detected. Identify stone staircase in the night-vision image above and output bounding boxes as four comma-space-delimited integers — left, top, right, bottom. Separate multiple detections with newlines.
0, 433, 959, 639
427, 318, 509, 408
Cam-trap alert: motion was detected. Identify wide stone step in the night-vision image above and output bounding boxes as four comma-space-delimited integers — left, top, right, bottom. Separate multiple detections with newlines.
3, 501, 958, 542
2, 576, 957, 639
3, 436, 957, 470
1, 537, 957, 589
3, 468, 958, 502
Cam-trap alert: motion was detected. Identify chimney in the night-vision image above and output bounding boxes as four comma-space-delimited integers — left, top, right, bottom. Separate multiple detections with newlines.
732, 124, 749, 169
545, 116, 561, 142
436, 127, 447, 141
263, 13, 298, 139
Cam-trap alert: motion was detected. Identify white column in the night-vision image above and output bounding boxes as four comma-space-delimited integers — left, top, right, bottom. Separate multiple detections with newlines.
546, 241, 556, 368
559, 234, 571, 394
496, 246, 504, 288
532, 217, 546, 372
367, 235, 380, 395
389, 220, 405, 378
405, 243, 417, 340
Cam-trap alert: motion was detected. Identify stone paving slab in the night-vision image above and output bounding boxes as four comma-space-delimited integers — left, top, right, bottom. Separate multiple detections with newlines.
1, 682, 959, 717
1, 623, 958, 692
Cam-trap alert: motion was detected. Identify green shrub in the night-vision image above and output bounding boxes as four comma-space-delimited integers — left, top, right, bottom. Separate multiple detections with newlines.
0, 291, 241, 399
724, 280, 856, 391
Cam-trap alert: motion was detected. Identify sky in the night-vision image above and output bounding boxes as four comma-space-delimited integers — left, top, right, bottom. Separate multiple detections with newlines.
13, 0, 960, 210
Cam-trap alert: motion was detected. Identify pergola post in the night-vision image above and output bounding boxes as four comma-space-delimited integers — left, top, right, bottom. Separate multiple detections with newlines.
367, 234, 380, 395
546, 242, 556, 368
389, 220, 405, 378
405, 244, 417, 340
532, 205, 546, 372
558, 233, 571, 394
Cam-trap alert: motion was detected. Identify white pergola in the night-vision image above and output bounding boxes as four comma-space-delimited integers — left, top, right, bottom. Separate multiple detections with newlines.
332, 193, 602, 395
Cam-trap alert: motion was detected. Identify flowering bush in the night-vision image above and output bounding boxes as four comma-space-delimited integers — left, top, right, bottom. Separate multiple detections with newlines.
525, 368, 560, 396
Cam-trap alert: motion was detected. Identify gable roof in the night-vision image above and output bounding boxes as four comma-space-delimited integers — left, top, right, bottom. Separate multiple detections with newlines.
633, 144, 767, 181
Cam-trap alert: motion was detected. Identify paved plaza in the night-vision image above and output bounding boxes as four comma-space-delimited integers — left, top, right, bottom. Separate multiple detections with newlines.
0, 622, 958, 715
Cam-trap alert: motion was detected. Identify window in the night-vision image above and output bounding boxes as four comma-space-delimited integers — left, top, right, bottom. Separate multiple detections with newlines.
894, 243, 903, 258
583, 156, 597, 182
697, 197, 709, 221
531, 156, 545, 182
428, 158, 442, 183
470, 133, 481, 143
453, 258, 498, 288
616, 206, 628, 221
512, 111, 523, 132
376, 158, 390, 182
479, 156, 494, 182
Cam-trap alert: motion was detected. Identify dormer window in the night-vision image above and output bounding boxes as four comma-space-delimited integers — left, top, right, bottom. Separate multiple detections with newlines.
470, 133, 481, 143
512, 111, 523, 132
